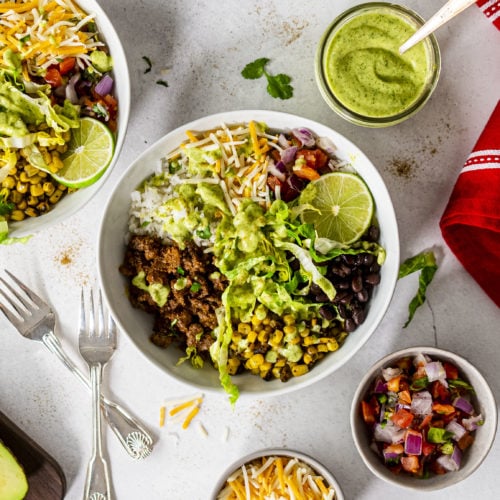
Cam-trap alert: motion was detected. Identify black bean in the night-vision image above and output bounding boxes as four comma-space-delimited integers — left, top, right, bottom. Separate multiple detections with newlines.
315, 293, 329, 303
337, 303, 348, 318
365, 273, 381, 285
351, 275, 363, 293
342, 254, 355, 266
369, 262, 381, 273
310, 283, 323, 295
361, 253, 375, 266
357, 288, 369, 302
319, 305, 335, 320
345, 318, 356, 332
352, 308, 366, 325
366, 225, 380, 242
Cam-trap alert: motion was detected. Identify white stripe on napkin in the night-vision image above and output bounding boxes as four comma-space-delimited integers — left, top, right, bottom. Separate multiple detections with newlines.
467, 149, 500, 159
480, 0, 500, 14
462, 162, 500, 173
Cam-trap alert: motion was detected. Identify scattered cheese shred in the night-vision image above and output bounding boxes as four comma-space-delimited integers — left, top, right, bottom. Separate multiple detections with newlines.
216, 456, 337, 500
161, 393, 204, 430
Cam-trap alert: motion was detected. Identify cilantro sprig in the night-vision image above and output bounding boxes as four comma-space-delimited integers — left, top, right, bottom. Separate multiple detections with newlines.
398, 250, 438, 328
241, 58, 293, 100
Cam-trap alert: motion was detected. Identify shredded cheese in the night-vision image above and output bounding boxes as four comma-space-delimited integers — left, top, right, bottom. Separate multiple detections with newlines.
216, 456, 337, 500
161, 393, 204, 430
0, 0, 104, 74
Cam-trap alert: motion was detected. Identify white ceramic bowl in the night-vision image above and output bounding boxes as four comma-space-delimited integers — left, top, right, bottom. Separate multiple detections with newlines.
351, 346, 498, 491
8, 0, 130, 239
97, 110, 399, 398
209, 448, 345, 499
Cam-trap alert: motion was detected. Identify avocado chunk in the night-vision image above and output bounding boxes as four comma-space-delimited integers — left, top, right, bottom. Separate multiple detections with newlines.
0, 440, 28, 500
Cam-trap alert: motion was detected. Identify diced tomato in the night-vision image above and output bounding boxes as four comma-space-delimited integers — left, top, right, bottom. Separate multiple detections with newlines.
296, 148, 329, 170
361, 400, 377, 425
391, 408, 414, 429
266, 175, 282, 192
59, 57, 76, 75
430, 380, 450, 401
422, 440, 436, 456
293, 165, 320, 181
443, 362, 459, 380
385, 443, 404, 454
432, 403, 455, 416
386, 375, 401, 392
418, 413, 433, 430
44, 67, 62, 87
398, 389, 412, 405
401, 455, 420, 474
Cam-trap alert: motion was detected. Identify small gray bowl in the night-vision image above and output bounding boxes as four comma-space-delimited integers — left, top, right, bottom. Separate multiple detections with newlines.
210, 448, 344, 499
351, 346, 498, 490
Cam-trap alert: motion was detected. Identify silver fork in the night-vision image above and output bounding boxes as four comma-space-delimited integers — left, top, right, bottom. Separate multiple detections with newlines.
79, 289, 114, 500
0, 270, 153, 459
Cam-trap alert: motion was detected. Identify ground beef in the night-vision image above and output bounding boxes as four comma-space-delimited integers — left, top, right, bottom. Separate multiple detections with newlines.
119, 235, 227, 357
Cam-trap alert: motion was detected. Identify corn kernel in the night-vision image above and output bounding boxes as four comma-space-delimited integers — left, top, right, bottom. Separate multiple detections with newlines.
16, 181, 28, 194
49, 189, 63, 204
238, 323, 251, 335
27, 195, 38, 206
259, 361, 271, 373
10, 210, 25, 221
283, 325, 297, 335
19, 172, 30, 183
228, 358, 240, 375
269, 330, 283, 348
291, 365, 309, 377
327, 340, 339, 352
17, 200, 27, 210
2, 176, 15, 189
257, 330, 269, 343
317, 344, 328, 353
303, 353, 314, 365
251, 315, 262, 327
299, 327, 311, 338
272, 367, 281, 379
43, 182, 56, 196
303, 336, 318, 346
245, 353, 264, 370
30, 184, 44, 197
283, 314, 295, 326
51, 155, 64, 172
247, 331, 257, 343
24, 207, 37, 217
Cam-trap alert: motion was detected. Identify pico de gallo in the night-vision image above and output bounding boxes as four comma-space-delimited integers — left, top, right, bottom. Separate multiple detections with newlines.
360, 353, 484, 478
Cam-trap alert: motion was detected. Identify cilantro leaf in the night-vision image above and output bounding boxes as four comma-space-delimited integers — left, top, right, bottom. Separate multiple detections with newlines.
241, 58, 270, 79
241, 58, 293, 99
266, 73, 293, 100
398, 250, 438, 328
156, 79, 169, 88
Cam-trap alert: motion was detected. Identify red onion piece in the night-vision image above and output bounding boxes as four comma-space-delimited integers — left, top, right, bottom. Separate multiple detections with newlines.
404, 429, 423, 455
291, 127, 315, 147
95, 74, 114, 96
437, 446, 462, 471
267, 160, 286, 182
374, 421, 405, 444
383, 449, 400, 462
280, 146, 297, 165
453, 396, 474, 415
382, 367, 401, 382
373, 378, 387, 393
445, 420, 467, 441
278, 133, 291, 148
462, 414, 483, 431
424, 361, 446, 383
410, 390, 433, 415
65, 73, 80, 104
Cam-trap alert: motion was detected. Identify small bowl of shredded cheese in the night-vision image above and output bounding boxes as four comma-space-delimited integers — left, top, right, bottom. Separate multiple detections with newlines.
211, 448, 344, 500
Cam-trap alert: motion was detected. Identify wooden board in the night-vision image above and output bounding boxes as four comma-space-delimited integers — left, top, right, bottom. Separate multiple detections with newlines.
0, 410, 66, 500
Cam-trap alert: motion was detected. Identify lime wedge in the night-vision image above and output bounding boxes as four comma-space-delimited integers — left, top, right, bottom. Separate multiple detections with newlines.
51, 117, 115, 188
299, 172, 374, 244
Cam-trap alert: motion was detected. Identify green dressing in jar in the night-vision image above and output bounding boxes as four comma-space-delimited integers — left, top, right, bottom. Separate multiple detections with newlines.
323, 10, 430, 118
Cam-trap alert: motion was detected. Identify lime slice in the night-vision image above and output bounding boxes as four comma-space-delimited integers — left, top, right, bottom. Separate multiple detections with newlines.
51, 117, 115, 188
299, 172, 374, 244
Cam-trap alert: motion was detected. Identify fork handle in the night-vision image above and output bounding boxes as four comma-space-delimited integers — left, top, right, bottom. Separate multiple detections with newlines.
42, 332, 154, 459
84, 363, 111, 500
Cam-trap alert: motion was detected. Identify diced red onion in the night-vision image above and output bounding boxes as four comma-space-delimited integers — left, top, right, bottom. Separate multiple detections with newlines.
395, 403, 411, 413
424, 361, 446, 384
462, 414, 483, 431
278, 133, 291, 148
291, 127, 315, 147
65, 73, 80, 104
410, 390, 433, 415
383, 449, 400, 462
379, 403, 386, 422
413, 353, 431, 367
374, 421, 405, 444
404, 430, 423, 455
267, 160, 286, 181
382, 367, 401, 382
95, 74, 114, 96
436, 446, 462, 471
280, 146, 297, 165
445, 420, 467, 441
373, 378, 387, 394
316, 136, 337, 155
453, 396, 474, 415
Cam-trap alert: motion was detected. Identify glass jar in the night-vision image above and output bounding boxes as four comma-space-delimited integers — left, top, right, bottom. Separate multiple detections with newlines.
315, 2, 441, 127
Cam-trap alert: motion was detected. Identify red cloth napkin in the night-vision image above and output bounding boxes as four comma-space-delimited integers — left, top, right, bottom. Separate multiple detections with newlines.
477, 0, 500, 29
440, 100, 500, 307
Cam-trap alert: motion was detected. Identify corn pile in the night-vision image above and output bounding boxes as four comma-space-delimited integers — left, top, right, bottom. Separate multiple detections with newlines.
227, 307, 348, 382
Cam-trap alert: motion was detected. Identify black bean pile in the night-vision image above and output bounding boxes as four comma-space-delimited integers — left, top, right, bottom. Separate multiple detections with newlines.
308, 225, 382, 332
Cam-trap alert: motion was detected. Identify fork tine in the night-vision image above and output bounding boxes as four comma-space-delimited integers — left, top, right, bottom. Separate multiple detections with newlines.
97, 289, 105, 339
79, 288, 86, 337
0, 296, 21, 325
88, 289, 95, 339
108, 311, 117, 347
4, 269, 46, 309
